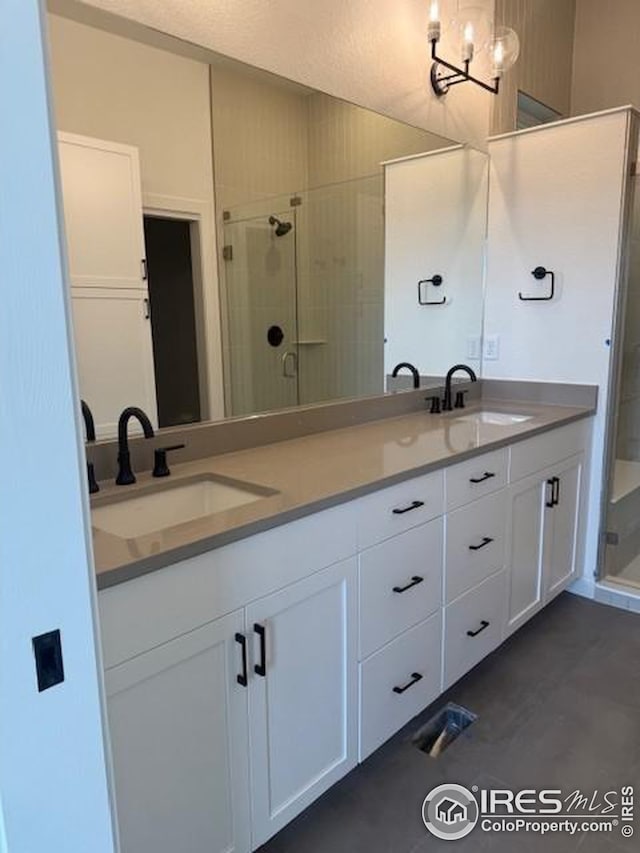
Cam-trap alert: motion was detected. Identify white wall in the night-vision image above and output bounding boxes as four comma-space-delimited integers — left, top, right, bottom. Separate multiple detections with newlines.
48, 13, 215, 201
63, 0, 496, 150
384, 147, 488, 378
484, 109, 634, 589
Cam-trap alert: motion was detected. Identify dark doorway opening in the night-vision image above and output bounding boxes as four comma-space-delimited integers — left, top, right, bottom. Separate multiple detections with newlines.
144, 215, 201, 427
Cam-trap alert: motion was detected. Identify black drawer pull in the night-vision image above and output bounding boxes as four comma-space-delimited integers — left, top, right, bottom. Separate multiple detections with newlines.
393, 672, 423, 694
469, 471, 496, 484
235, 633, 248, 687
254, 623, 266, 676
393, 575, 424, 594
468, 536, 494, 552
467, 620, 490, 638
392, 500, 425, 515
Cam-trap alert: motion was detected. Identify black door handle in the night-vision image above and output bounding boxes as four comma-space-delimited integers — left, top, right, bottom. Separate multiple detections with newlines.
393, 575, 424, 594
392, 500, 425, 515
254, 623, 266, 676
468, 536, 494, 552
546, 476, 559, 508
469, 472, 496, 484
467, 620, 490, 638
393, 672, 423, 694
235, 633, 248, 687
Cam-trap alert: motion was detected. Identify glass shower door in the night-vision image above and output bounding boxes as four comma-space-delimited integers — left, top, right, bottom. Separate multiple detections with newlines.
222, 207, 298, 416
294, 175, 384, 407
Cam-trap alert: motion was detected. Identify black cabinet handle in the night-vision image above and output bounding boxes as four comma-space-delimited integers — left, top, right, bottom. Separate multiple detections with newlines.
546, 476, 559, 508
254, 623, 266, 676
393, 575, 424, 594
469, 471, 496, 484
235, 633, 248, 687
393, 672, 423, 694
467, 620, 490, 638
392, 500, 425, 515
468, 536, 494, 552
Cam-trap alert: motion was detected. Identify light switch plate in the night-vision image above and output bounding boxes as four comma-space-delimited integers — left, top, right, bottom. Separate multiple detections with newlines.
484, 335, 500, 360
466, 336, 481, 360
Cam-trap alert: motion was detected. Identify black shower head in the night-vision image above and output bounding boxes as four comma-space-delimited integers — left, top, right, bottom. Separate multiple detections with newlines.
268, 215, 293, 237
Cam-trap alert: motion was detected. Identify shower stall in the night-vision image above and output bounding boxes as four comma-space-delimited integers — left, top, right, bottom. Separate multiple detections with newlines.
604, 166, 640, 590
220, 174, 384, 417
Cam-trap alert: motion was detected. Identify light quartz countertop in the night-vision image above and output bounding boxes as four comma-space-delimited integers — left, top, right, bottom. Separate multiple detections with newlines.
92, 399, 594, 588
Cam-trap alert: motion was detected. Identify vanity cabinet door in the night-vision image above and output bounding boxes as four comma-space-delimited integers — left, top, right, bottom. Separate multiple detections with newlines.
505, 471, 547, 637
247, 558, 358, 848
105, 609, 251, 853
57, 132, 146, 290
544, 454, 584, 601
71, 287, 157, 437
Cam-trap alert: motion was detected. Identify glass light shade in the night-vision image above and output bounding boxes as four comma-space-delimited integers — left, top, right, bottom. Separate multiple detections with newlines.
489, 26, 520, 76
450, 5, 494, 57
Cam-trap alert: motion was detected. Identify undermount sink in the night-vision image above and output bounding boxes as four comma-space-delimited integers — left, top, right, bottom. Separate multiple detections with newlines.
454, 411, 534, 426
92, 474, 277, 539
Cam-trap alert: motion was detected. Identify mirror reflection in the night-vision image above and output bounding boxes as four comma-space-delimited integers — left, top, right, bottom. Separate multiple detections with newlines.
46, 3, 487, 438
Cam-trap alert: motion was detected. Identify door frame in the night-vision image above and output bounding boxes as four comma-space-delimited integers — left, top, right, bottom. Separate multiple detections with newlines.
143, 193, 225, 422
1, 2, 116, 850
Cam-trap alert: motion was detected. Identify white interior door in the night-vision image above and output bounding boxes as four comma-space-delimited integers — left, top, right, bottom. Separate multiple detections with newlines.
247, 558, 357, 848
0, 3, 114, 850
105, 610, 251, 853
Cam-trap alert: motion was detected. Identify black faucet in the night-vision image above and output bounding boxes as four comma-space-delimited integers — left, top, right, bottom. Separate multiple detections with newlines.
116, 406, 155, 485
391, 362, 420, 389
442, 364, 478, 412
81, 400, 99, 494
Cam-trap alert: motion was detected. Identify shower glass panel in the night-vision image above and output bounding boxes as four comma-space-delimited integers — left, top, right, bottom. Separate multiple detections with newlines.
605, 173, 640, 589
222, 175, 384, 416
222, 202, 299, 416
295, 175, 384, 406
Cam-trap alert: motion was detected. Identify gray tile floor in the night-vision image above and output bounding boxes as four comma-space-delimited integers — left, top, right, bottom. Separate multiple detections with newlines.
258, 594, 640, 852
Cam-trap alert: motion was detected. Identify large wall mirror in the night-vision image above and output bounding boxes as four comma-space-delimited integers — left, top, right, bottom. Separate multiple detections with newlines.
46, 0, 488, 438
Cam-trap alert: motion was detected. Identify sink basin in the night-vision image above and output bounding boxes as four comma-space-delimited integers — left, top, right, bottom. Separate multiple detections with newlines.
454, 411, 534, 426
92, 475, 277, 539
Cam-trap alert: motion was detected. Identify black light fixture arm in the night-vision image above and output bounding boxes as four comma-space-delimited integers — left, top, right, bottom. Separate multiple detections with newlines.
430, 39, 500, 97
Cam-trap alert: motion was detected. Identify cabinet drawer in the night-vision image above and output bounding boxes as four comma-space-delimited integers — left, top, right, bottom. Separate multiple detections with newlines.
445, 449, 509, 511
443, 570, 505, 690
356, 471, 444, 549
445, 490, 508, 604
510, 420, 589, 482
99, 502, 357, 669
359, 612, 442, 761
359, 519, 443, 659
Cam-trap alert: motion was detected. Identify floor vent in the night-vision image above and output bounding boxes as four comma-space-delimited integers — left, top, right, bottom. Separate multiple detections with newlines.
413, 703, 477, 758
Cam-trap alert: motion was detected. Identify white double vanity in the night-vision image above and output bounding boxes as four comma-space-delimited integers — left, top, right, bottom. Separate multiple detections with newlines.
97, 409, 591, 853
41, 7, 640, 852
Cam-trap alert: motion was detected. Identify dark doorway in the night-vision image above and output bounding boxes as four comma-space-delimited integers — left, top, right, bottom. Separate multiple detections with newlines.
144, 216, 201, 427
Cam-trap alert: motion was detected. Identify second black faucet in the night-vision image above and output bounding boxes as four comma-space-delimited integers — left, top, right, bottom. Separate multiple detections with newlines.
116, 406, 155, 485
